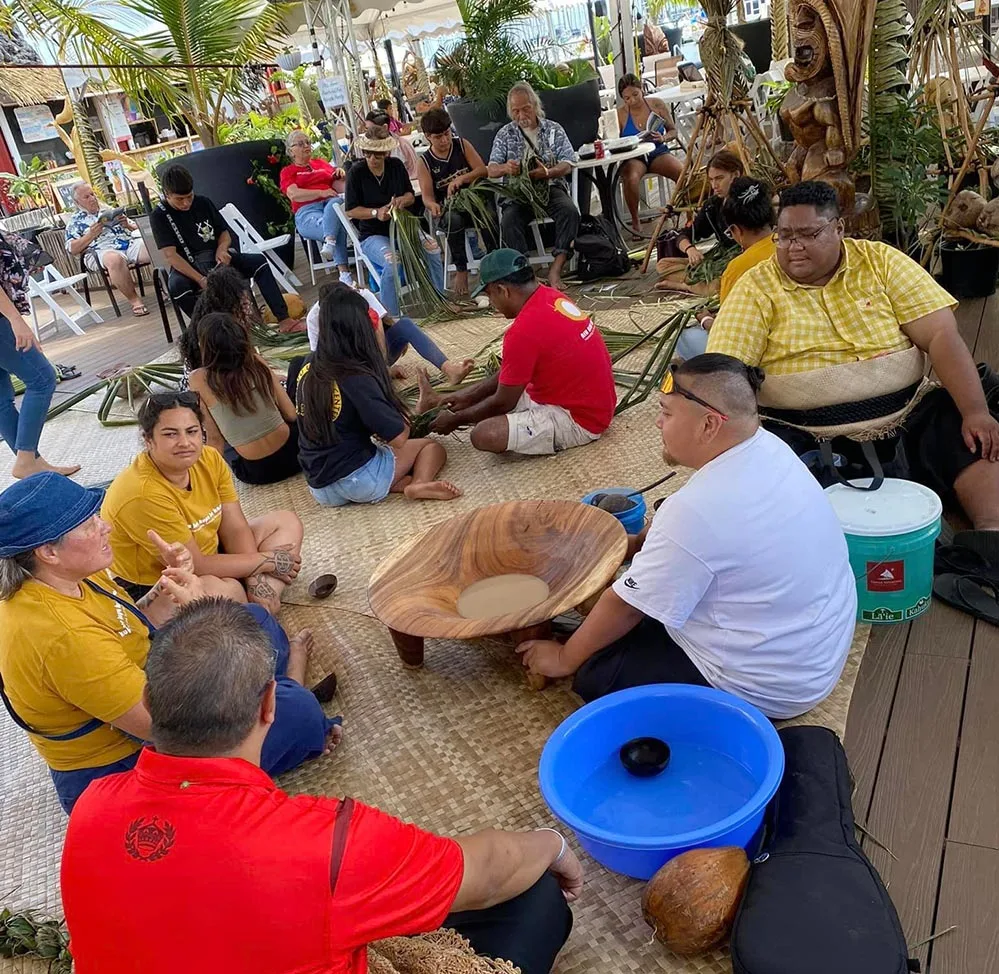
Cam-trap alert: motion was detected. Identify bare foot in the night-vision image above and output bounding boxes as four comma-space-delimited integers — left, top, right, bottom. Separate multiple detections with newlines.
11, 456, 81, 479
630, 218, 640, 233
246, 573, 282, 617
287, 628, 314, 684
441, 357, 475, 386
277, 317, 307, 334
452, 270, 470, 296
404, 480, 463, 501
324, 722, 344, 755
390, 365, 407, 380
415, 368, 444, 413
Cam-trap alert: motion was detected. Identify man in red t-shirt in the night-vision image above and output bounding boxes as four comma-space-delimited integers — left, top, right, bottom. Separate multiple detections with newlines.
430, 250, 616, 454
61, 599, 579, 974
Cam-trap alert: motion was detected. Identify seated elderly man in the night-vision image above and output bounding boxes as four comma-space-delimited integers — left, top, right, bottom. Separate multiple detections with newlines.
519, 354, 857, 719
62, 597, 579, 974
429, 250, 615, 455
488, 82, 579, 291
707, 180, 999, 561
0, 473, 338, 814
64, 183, 149, 316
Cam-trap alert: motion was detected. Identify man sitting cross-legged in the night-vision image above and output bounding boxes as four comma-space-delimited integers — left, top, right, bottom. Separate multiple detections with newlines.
428, 249, 616, 455
519, 354, 858, 719
707, 180, 999, 559
62, 597, 580, 974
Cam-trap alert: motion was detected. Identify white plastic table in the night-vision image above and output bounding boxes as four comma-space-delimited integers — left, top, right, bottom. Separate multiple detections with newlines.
574, 142, 654, 216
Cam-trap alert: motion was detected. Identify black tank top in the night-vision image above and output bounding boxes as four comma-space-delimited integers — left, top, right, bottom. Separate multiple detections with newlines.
422, 138, 471, 203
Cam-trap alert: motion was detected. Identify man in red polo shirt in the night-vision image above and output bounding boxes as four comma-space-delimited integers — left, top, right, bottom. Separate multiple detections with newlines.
429, 249, 616, 454
61, 598, 579, 974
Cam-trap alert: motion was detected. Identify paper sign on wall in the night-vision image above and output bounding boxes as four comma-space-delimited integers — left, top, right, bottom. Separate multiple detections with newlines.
318, 76, 348, 108
13, 105, 57, 143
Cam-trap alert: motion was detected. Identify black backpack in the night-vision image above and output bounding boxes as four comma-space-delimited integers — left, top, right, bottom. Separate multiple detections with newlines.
574, 214, 632, 280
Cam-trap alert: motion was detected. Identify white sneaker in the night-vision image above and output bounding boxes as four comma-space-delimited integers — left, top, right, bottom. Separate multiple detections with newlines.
339, 270, 355, 287
320, 240, 335, 261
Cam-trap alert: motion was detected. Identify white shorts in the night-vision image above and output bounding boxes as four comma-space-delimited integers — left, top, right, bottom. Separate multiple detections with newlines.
85, 239, 145, 273
505, 392, 601, 455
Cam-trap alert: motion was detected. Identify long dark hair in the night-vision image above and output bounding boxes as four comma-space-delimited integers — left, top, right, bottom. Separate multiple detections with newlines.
180, 266, 259, 370
198, 312, 277, 416
298, 284, 407, 444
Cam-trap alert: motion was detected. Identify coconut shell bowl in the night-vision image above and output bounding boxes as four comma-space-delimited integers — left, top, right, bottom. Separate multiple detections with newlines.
367, 500, 627, 684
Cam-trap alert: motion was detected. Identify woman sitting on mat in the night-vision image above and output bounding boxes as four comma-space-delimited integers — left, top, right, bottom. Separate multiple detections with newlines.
101, 392, 304, 616
305, 282, 473, 386
179, 265, 260, 377
671, 149, 745, 265
0, 472, 337, 814
296, 287, 461, 507
616, 74, 684, 234
186, 313, 301, 486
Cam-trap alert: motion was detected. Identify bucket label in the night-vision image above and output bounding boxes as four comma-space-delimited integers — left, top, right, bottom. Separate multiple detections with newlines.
867, 560, 904, 592
862, 597, 930, 623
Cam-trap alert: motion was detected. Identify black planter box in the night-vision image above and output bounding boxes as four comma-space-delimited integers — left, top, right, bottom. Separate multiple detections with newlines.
156, 139, 296, 268
940, 239, 999, 299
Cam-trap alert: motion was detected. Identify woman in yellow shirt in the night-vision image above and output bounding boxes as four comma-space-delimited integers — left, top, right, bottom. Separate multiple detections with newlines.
101, 392, 303, 616
676, 177, 777, 360
0, 472, 338, 812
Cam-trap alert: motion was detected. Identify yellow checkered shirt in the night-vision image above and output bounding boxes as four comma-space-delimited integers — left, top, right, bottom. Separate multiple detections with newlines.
706, 239, 957, 375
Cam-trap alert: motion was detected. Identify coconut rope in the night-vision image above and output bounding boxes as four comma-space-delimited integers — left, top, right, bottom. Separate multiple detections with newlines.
371, 929, 520, 974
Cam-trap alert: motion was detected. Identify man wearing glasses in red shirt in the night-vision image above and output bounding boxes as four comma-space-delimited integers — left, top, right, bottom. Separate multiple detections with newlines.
518, 354, 858, 720
62, 598, 579, 974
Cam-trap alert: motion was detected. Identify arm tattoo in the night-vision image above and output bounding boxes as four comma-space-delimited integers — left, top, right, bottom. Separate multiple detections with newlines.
247, 574, 279, 602
136, 584, 160, 610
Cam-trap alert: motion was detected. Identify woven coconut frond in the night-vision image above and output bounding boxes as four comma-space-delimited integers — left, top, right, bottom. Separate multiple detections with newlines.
770, 0, 789, 61
0, 66, 66, 106
698, 0, 749, 106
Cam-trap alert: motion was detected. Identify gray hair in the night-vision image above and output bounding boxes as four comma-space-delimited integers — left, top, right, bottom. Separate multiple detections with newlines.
285, 130, 311, 151
71, 182, 90, 204
0, 550, 37, 601
507, 81, 545, 121
145, 598, 277, 756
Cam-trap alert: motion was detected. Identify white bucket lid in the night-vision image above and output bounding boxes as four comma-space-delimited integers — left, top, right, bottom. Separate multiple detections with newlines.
824, 478, 942, 537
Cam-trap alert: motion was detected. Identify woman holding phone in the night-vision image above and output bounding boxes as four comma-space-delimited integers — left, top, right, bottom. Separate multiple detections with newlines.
616, 74, 684, 233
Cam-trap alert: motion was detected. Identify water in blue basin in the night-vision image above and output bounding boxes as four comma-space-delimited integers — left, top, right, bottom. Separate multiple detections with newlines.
571, 742, 759, 836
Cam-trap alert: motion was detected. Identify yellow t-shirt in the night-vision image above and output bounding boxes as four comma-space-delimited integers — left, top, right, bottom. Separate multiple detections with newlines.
718, 236, 777, 304
103, 446, 238, 586
707, 239, 957, 375
0, 570, 147, 771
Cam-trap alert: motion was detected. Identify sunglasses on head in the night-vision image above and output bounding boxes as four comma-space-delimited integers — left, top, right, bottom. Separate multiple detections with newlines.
148, 391, 201, 409
659, 364, 729, 421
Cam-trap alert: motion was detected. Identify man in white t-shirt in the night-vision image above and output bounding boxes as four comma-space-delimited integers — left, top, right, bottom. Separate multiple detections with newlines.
518, 353, 858, 719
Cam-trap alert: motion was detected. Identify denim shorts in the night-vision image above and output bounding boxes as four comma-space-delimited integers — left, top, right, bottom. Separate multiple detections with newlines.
310, 443, 396, 507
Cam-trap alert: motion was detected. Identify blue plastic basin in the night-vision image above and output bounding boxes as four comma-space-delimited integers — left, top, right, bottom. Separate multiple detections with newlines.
539, 685, 785, 879
580, 488, 647, 534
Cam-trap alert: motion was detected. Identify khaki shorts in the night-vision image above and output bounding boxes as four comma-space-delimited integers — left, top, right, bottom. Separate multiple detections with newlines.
505, 392, 601, 455
84, 238, 145, 273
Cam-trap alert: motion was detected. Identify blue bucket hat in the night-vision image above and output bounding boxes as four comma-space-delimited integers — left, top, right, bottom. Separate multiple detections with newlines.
0, 473, 104, 558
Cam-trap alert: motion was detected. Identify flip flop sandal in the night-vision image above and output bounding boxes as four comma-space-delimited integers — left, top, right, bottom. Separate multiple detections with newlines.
934, 542, 999, 581
310, 673, 338, 704
309, 573, 338, 600
54, 364, 81, 381
952, 530, 999, 571
132, 305, 150, 317
932, 573, 999, 625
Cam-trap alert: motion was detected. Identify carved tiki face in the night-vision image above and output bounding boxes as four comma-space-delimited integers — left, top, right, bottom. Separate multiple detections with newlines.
786, 1, 832, 84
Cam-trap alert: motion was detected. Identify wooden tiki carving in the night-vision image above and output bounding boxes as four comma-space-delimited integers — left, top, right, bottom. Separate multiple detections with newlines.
780, 0, 876, 216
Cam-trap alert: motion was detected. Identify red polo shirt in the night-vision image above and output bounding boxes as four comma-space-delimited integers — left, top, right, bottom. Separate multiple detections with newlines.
61, 749, 465, 974
498, 285, 616, 434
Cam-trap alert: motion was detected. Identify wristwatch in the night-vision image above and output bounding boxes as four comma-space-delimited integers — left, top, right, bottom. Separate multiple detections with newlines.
371, 208, 378, 218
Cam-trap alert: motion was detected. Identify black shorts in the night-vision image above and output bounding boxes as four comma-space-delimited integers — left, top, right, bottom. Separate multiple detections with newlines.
223, 423, 301, 486
766, 362, 999, 500
114, 577, 152, 602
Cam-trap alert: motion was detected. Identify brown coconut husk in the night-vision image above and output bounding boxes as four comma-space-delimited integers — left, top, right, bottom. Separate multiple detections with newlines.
370, 929, 520, 974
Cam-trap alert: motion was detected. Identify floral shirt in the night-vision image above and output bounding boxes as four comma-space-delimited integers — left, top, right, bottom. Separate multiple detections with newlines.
488, 118, 576, 190
0, 230, 38, 314
64, 208, 132, 257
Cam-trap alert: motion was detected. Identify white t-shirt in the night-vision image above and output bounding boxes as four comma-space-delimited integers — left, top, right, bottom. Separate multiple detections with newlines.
613, 428, 857, 719
306, 289, 388, 350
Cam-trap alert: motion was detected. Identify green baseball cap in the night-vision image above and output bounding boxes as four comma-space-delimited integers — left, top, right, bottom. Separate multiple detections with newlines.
470, 249, 530, 297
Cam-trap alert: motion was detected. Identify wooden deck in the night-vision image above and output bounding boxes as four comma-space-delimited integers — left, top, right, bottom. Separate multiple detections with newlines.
22, 260, 999, 971
843, 293, 999, 974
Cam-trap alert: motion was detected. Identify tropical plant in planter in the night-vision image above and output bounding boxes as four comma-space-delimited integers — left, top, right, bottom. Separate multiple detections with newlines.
0, 155, 51, 215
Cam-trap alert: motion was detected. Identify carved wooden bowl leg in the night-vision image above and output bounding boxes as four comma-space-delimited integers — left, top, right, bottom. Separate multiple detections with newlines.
389, 629, 425, 668
508, 621, 553, 691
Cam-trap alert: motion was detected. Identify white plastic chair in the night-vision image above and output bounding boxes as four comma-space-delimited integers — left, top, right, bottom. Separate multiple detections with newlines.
27, 265, 103, 339
331, 200, 417, 302
298, 233, 338, 287
219, 203, 302, 295
498, 167, 580, 270
439, 226, 483, 289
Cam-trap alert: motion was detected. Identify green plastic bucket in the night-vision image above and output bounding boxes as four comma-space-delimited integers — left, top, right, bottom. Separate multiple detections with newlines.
824, 478, 942, 624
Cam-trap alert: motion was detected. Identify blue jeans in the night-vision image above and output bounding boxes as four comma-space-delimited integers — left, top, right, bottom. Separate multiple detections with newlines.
49, 604, 337, 814
309, 443, 396, 508
359, 234, 445, 318
0, 315, 56, 455
386, 316, 447, 369
295, 198, 348, 267
675, 325, 709, 360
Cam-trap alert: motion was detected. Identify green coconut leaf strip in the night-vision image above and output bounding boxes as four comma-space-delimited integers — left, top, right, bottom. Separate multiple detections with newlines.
44, 379, 109, 419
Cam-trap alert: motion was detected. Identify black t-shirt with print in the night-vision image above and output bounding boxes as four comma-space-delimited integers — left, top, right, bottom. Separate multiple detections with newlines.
295, 359, 406, 488
150, 195, 228, 262
344, 157, 412, 241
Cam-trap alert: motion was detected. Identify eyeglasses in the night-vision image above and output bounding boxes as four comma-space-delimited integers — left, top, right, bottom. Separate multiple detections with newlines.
773, 220, 837, 248
362, 150, 387, 158
659, 364, 729, 421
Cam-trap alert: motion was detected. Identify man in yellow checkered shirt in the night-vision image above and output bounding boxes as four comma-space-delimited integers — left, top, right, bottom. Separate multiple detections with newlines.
708, 181, 999, 553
